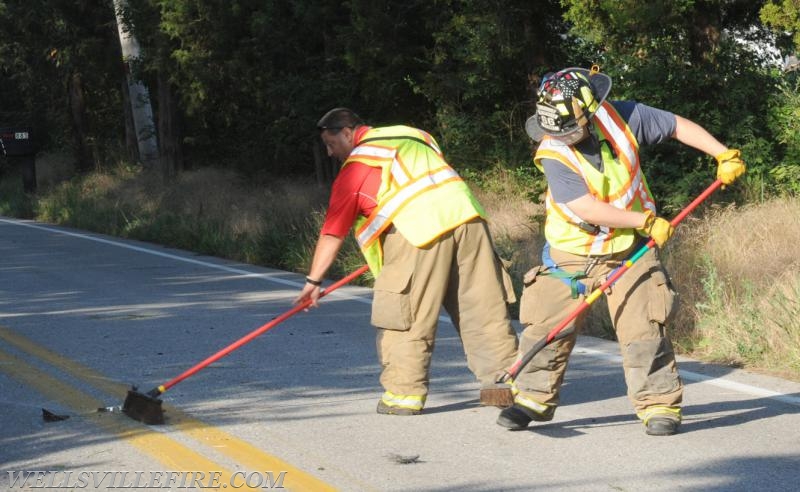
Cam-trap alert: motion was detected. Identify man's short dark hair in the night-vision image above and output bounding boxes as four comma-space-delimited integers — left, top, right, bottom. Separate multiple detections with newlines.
317, 107, 364, 133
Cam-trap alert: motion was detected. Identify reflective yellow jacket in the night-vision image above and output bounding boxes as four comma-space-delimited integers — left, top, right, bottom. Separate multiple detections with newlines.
534, 102, 656, 256
343, 125, 484, 275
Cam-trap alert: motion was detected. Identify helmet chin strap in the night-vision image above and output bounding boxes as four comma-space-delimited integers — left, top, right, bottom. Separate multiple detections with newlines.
556, 125, 590, 145
571, 98, 589, 127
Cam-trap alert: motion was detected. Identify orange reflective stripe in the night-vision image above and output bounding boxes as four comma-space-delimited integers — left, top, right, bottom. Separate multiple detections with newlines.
392, 152, 413, 186
537, 148, 584, 176
381, 391, 425, 410
418, 129, 442, 155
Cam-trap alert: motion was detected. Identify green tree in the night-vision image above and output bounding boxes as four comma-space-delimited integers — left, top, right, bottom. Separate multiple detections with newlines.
411, 0, 568, 170
562, 0, 779, 210
0, 0, 125, 171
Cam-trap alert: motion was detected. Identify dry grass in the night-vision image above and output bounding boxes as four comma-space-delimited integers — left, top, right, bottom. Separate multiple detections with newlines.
473, 184, 543, 271
664, 197, 800, 377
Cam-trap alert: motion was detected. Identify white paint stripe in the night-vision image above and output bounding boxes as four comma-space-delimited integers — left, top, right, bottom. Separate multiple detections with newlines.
0, 217, 372, 305
575, 346, 800, 407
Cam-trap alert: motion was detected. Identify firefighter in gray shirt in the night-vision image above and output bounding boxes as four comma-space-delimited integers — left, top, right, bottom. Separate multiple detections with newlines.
497, 67, 745, 435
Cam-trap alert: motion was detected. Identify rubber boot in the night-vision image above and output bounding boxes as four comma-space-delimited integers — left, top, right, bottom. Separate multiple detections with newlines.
496, 403, 554, 430
645, 417, 680, 436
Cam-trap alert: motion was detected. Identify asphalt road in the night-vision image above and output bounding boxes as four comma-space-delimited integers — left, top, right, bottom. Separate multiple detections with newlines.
1, 216, 799, 491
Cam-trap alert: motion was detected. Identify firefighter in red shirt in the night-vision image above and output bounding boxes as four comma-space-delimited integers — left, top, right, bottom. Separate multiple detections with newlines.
294, 108, 518, 415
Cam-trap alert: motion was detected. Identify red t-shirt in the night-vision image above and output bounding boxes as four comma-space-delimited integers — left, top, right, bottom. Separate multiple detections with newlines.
320, 127, 382, 237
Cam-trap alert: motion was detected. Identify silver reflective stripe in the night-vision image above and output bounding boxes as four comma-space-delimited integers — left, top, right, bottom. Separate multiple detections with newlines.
390, 157, 410, 186
381, 391, 425, 410
356, 167, 460, 247
514, 394, 551, 414
595, 105, 638, 167
349, 145, 411, 186
349, 145, 396, 159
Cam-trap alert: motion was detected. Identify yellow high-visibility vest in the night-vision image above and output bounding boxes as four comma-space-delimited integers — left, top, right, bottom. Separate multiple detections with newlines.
344, 126, 485, 275
534, 102, 656, 256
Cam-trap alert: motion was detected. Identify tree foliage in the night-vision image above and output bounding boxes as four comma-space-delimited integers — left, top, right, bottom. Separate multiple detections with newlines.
560, 0, 780, 210
0, 0, 797, 202
0, 0, 123, 170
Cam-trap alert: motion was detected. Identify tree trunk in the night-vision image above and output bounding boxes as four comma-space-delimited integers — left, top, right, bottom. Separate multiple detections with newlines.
68, 72, 92, 172
312, 138, 338, 186
157, 70, 183, 180
120, 77, 140, 162
690, 9, 721, 65
113, 0, 159, 168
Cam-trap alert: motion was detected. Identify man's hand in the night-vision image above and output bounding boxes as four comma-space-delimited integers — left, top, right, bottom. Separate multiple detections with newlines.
293, 282, 322, 309
638, 210, 674, 248
715, 149, 746, 186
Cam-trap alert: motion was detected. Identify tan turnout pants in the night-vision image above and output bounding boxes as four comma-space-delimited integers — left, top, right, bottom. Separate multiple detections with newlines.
371, 218, 518, 407
514, 243, 683, 414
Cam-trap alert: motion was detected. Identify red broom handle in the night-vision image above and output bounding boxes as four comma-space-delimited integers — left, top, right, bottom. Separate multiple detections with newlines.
153, 265, 370, 395
501, 179, 722, 381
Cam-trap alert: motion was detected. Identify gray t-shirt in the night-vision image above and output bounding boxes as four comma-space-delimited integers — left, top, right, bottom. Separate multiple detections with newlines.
540, 101, 676, 203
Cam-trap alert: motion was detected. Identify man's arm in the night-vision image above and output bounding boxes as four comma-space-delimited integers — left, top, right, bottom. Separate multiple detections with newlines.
565, 194, 646, 229
672, 115, 728, 157
293, 233, 345, 308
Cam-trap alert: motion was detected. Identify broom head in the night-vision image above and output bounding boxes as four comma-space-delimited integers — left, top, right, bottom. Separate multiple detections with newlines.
122, 387, 165, 425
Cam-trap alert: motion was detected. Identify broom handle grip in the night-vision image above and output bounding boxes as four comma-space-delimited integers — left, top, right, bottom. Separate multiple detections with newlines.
503, 179, 722, 381
155, 265, 370, 394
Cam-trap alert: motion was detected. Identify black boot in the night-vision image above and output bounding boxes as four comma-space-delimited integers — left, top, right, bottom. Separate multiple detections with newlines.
496, 404, 553, 430
645, 417, 680, 436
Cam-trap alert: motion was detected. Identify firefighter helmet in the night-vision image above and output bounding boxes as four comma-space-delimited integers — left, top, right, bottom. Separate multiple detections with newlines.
525, 67, 612, 142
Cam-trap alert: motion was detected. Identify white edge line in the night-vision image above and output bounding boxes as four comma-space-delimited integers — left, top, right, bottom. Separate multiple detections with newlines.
0, 217, 372, 306
575, 347, 800, 407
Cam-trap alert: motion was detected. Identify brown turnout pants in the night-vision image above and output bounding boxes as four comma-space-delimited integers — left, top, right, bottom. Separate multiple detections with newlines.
371, 218, 518, 407
514, 244, 683, 414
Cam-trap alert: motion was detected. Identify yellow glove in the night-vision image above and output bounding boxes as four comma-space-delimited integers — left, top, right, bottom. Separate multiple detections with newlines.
638, 210, 674, 248
715, 149, 746, 186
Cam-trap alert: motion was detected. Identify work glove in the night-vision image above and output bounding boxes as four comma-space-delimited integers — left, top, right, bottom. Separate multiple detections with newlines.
638, 210, 674, 248
715, 149, 746, 186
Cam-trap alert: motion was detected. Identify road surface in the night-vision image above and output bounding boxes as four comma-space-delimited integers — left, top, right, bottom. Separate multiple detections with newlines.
1, 217, 798, 491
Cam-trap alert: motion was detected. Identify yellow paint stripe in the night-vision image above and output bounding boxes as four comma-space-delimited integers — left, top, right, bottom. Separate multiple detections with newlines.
0, 347, 255, 489
0, 326, 338, 491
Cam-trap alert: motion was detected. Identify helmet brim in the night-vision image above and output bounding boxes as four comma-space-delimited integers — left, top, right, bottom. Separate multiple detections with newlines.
525, 67, 612, 142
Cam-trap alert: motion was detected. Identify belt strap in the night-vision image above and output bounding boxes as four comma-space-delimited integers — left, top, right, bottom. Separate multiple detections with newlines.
541, 242, 587, 299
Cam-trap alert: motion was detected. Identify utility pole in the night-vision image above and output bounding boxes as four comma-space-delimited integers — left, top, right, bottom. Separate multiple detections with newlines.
112, 0, 159, 167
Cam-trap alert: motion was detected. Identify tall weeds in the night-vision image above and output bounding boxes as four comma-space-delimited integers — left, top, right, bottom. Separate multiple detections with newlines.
29, 165, 364, 282
664, 198, 800, 376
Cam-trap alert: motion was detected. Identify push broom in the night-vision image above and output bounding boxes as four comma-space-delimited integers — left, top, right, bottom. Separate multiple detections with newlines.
123, 265, 370, 424
498, 179, 723, 384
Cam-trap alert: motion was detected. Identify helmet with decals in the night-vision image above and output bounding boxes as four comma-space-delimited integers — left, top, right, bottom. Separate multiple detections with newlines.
525, 67, 612, 142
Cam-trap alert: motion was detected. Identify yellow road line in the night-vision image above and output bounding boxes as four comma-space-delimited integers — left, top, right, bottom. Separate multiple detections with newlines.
0, 346, 254, 488
0, 326, 338, 491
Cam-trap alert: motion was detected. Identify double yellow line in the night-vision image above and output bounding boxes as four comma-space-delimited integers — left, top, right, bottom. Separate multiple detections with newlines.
0, 326, 337, 491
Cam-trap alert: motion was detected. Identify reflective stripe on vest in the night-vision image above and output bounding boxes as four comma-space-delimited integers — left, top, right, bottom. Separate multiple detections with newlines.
637, 405, 682, 424
355, 165, 460, 248
534, 102, 656, 256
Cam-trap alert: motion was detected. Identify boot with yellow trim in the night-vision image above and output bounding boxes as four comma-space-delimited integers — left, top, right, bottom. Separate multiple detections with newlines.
496, 402, 555, 430
377, 400, 422, 416
640, 406, 682, 436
